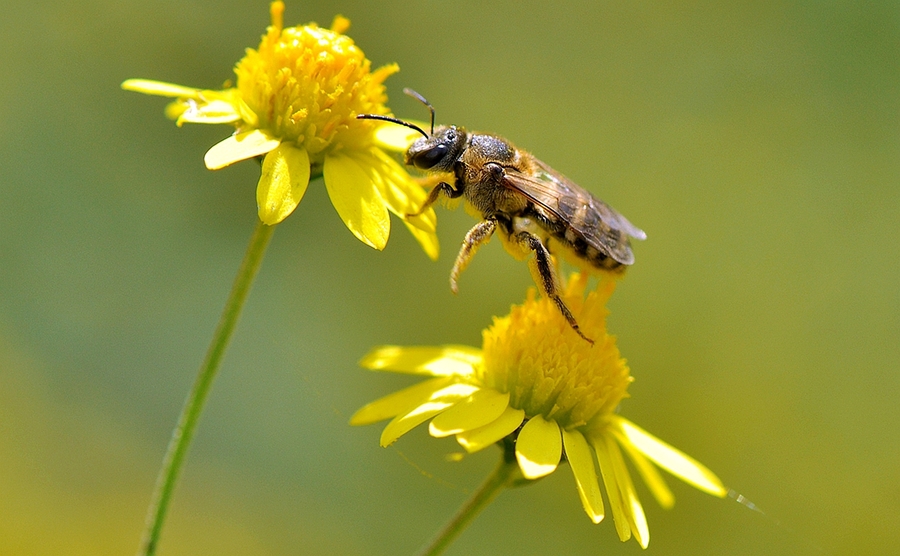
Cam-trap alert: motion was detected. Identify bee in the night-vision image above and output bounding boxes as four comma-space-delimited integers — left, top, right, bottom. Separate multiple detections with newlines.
359, 90, 646, 344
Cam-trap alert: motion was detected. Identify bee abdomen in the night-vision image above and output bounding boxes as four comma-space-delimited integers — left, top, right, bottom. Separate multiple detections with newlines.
562, 227, 625, 272
520, 209, 627, 273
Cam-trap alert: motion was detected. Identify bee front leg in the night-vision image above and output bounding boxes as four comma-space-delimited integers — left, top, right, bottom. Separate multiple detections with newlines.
407, 181, 464, 218
515, 231, 594, 346
449, 218, 497, 294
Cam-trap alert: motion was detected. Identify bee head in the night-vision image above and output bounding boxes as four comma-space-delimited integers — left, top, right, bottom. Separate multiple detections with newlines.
405, 126, 464, 172
357, 88, 465, 173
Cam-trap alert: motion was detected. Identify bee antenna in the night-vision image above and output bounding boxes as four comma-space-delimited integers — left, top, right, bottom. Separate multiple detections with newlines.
355, 114, 429, 138
403, 88, 435, 135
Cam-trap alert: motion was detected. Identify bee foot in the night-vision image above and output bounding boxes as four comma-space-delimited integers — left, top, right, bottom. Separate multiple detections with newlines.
574, 328, 595, 346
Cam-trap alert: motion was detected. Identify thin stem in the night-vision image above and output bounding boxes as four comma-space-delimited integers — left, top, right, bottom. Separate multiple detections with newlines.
416, 456, 520, 556
138, 219, 275, 556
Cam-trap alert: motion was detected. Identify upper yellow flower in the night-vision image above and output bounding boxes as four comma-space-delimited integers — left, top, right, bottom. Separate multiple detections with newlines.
351, 274, 727, 548
122, 1, 438, 259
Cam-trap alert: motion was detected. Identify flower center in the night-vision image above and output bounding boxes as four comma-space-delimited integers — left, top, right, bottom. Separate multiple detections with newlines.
479, 275, 633, 431
234, 4, 397, 163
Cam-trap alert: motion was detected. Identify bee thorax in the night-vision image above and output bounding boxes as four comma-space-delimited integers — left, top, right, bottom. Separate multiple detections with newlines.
512, 216, 543, 237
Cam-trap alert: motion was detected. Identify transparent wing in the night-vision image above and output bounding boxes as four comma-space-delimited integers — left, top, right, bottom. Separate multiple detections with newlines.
501, 158, 645, 265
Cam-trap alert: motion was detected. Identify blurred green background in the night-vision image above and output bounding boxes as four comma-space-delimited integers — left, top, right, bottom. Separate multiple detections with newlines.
1, 1, 898, 554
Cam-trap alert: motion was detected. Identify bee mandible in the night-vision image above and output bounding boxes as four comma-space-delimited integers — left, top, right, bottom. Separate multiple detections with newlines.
359, 90, 646, 344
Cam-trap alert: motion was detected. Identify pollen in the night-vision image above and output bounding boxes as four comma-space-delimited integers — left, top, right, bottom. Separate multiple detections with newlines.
234, 1, 398, 163
479, 274, 633, 430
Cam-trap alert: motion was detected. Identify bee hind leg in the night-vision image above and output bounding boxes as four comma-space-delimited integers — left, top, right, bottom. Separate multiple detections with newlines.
450, 219, 497, 294
515, 231, 594, 346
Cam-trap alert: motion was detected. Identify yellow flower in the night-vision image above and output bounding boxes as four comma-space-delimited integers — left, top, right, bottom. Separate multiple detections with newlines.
351, 274, 727, 548
122, 1, 438, 259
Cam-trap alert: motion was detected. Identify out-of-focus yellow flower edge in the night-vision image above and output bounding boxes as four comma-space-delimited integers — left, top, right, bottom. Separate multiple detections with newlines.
120, 2, 439, 260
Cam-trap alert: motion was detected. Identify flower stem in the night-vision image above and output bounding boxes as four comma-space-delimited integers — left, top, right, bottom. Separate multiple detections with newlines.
416, 457, 519, 556
138, 219, 275, 556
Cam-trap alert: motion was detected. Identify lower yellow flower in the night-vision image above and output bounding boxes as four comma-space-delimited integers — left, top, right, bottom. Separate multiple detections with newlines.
351, 274, 727, 548
122, 1, 438, 259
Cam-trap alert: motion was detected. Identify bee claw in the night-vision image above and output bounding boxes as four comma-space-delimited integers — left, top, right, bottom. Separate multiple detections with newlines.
576, 329, 595, 346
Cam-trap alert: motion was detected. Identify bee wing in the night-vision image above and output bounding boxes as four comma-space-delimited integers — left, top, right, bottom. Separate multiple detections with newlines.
501, 159, 646, 265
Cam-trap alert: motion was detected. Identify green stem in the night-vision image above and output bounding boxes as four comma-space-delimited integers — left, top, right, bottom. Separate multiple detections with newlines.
416, 456, 520, 556
138, 219, 275, 556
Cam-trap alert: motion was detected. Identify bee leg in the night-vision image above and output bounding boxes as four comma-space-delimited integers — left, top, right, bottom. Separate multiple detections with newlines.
515, 231, 595, 346
407, 181, 463, 218
449, 219, 497, 294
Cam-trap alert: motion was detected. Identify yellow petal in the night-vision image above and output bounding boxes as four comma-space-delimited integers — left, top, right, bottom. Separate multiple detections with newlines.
402, 220, 440, 261
330, 14, 351, 34
615, 430, 675, 509
350, 377, 454, 426
256, 144, 311, 225
368, 149, 437, 233
592, 434, 631, 543
121, 79, 201, 98
176, 99, 241, 125
164, 99, 190, 122
429, 390, 510, 437
359, 345, 481, 377
456, 406, 525, 453
380, 383, 480, 446
614, 417, 727, 497
515, 415, 562, 479
323, 153, 390, 250
606, 433, 649, 549
373, 120, 430, 151
353, 148, 439, 260
204, 129, 280, 170
562, 429, 605, 523
233, 97, 259, 127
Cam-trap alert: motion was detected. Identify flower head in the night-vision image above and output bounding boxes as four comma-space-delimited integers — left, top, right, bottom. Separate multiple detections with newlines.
351, 274, 727, 548
122, 2, 438, 258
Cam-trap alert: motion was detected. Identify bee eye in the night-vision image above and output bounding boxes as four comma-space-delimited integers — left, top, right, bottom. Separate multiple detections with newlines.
412, 144, 449, 169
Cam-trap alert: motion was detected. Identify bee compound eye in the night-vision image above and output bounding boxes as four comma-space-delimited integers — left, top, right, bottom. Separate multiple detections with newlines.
412, 144, 449, 169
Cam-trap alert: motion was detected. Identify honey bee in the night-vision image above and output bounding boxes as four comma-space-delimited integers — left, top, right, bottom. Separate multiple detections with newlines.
359, 90, 646, 344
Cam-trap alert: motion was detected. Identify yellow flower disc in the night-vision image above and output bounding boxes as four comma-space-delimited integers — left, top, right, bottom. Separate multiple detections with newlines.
235, 3, 398, 164
480, 275, 633, 430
